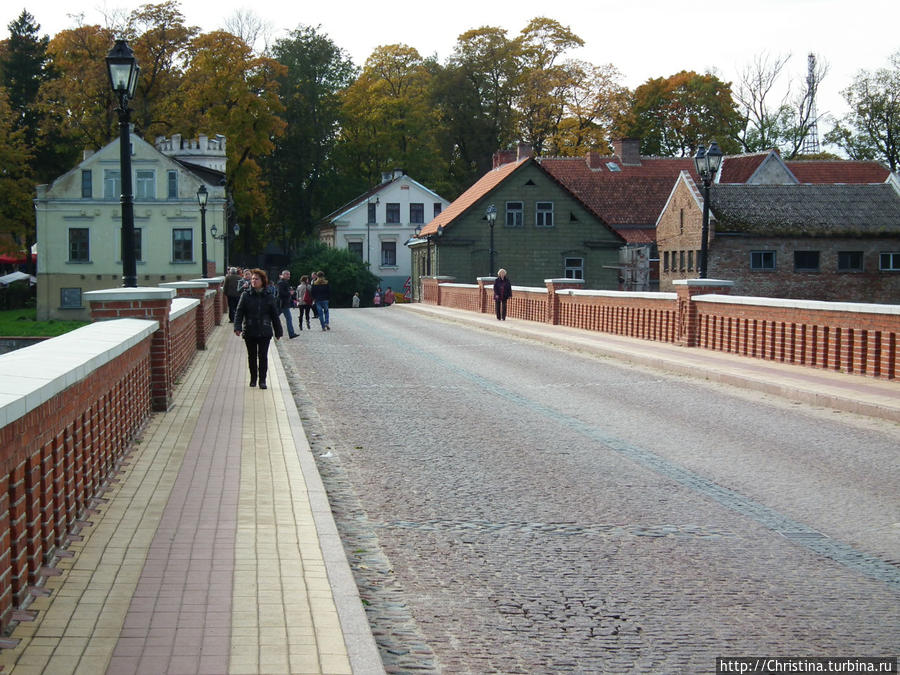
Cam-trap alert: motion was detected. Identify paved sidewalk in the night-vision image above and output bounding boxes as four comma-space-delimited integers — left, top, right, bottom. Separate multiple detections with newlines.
403, 303, 900, 423
0, 327, 383, 675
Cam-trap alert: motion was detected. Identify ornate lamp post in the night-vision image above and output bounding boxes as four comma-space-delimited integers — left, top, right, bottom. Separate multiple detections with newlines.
197, 185, 209, 277
106, 39, 140, 287
485, 204, 497, 275
693, 141, 723, 279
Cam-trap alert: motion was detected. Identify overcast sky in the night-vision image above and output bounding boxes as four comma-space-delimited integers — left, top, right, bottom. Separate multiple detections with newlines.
7, 0, 899, 144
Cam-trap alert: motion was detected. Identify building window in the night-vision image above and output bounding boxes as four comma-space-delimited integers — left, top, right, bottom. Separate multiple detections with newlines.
60, 288, 83, 309
505, 201, 524, 227
663, 251, 669, 272
381, 241, 397, 267
433, 203, 442, 218
679, 250, 685, 272
173, 228, 193, 262
410, 203, 424, 224
103, 169, 121, 200
565, 257, 583, 279
68, 228, 89, 262
120, 228, 143, 262
687, 250, 694, 271
348, 241, 363, 258
794, 250, 820, 271
880, 252, 900, 271
750, 250, 776, 270
536, 201, 554, 227
81, 170, 92, 198
837, 251, 863, 272
167, 170, 178, 199
386, 203, 400, 224
135, 170, 155, 200
368, 202, 377, 224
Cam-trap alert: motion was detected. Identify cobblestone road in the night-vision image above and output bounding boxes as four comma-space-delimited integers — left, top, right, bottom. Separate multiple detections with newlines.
279, 307, 900, 674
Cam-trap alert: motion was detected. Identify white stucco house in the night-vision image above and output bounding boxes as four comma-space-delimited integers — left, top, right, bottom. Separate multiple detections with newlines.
318, 170, 450, 294
34, 133, 227, 320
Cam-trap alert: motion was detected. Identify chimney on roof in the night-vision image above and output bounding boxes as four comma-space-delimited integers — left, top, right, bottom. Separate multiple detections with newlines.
613, 138, 641, 166
492, 149, 517, 169
517, 142, 533, 161
586, 150, 603, 170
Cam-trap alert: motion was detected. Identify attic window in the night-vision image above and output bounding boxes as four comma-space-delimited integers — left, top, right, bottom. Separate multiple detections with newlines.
606, 162, 621, 172
524, 179, 536, 186
569, 212, 578, 222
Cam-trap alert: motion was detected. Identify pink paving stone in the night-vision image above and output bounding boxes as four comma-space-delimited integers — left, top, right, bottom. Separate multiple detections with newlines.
106, 655, 141, 674
166, 655, 201, 675
112, 637, 146, 656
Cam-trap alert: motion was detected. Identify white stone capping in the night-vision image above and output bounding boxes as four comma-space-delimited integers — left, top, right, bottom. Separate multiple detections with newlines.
84, 287, 177, 302
672, 279, 736, 288
439, 283, 479, 288
557, 289, 678, 300
159, 281, 208, 290
0, 318, 158, 427
693, 294, 900, 316
476, 276, 497, 282
170, 297, 200, 321
545, 278, 586, 285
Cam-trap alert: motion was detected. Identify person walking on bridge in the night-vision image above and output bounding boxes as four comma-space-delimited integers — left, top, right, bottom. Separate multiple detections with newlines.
493, 268, 512, 321
234, 268, 283, 389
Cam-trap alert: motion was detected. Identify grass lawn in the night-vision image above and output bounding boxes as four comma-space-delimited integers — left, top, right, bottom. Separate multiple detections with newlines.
0, 307, 90, 337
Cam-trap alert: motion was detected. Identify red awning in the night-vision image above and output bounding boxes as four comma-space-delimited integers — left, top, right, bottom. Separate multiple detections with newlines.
0, 253, 36, 264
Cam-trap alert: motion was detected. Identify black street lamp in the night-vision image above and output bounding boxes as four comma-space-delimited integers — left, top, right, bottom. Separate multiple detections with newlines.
693, 141, 723, 279
197, 185, 209, 277
211, 221, 239, 271
106, 39, 140, 287
485, 204, 497, 275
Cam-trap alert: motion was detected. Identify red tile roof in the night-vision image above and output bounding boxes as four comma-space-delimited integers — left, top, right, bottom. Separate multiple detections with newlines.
785, 160, 890, 184
538, 156, 697, 237
719, 152, 770, 183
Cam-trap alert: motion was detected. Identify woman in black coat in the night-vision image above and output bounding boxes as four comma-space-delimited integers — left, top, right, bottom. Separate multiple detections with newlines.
493, 268, 512, 321
234, 268, 283, 389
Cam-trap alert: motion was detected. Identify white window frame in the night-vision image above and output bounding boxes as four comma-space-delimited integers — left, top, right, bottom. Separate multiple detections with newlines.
172, 228, 194, 263
505, 201, 523, 227
536, 201, 554, 227
750, 250, 776, 270
103, 169, 121, 201
135, 169, 155, 200
564, 257, 583, 279
879, 252, 900, 271
381, 240, 397, 267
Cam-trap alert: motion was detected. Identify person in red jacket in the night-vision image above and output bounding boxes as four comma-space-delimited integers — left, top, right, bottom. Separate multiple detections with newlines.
493, 268, 512, 321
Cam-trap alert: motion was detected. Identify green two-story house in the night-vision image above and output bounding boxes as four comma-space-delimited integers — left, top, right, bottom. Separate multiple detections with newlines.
410, 145, 625, 294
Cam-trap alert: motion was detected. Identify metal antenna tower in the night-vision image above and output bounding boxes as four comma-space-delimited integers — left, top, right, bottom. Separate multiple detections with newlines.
800, 52, 820, 155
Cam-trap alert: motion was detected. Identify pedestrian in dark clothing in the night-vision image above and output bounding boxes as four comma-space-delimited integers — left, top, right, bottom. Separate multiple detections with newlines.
297, 275, 313, 330
223, 267, 241, 322
276, 270, 297, 338
493, 268, 512, 321
311, 271, 331, 330
234, 268, 283, 389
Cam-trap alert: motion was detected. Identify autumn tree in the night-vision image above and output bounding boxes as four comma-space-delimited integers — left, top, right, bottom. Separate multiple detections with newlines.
620, 70, 742, 157
515, 17, 584, 153
825, 51, 900, 172
337, 44, 442, 188
546, 60, 629, 156
431, 26, 521, 189
177, 30, 286, 252
267, 25, 356, 251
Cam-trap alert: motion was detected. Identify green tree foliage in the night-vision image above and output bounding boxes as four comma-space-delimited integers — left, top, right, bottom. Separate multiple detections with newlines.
268, 26, 357, 251
825, 51, 900, 172
0, 87, 34, 258
289, 241, 379, 308
432, 26, 521, 190
337, 44, 442, 188
620, 70, 743, 157
515, 17, 584, 154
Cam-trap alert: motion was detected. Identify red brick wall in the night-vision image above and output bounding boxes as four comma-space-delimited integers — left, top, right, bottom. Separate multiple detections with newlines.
422, 279, 898, 380
0, 341, 151, 629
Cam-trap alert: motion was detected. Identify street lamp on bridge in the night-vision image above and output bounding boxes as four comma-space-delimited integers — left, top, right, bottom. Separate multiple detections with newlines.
693, 141, 723, 279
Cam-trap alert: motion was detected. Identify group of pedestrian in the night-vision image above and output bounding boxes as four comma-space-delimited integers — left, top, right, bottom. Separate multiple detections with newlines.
226, 266, 333, 389
373, 286, 396, 307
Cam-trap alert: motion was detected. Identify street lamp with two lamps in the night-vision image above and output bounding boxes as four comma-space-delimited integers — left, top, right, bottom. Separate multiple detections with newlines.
693, 141, 723, 279
106, 39, 141, 287
210, 221, 240, 271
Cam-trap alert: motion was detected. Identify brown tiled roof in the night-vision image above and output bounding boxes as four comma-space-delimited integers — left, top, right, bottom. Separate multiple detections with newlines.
719, 152, 771, 183
538, 156, 697, 239
711, 183, 900, 235
418, 158, 529, 236
785, 160, 890, 184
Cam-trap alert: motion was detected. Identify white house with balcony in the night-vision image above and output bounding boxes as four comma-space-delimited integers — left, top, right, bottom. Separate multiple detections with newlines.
319, 169, 449, 294
34, 133, 227, 320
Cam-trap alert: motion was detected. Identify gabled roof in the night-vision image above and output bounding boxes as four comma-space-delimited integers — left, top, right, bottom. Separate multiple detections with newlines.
418, 158, 529, 236
719, 151, 796, 184
538, 155, 697, 243
710, 183, 900, 236
323, 173, 446, 223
